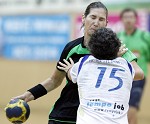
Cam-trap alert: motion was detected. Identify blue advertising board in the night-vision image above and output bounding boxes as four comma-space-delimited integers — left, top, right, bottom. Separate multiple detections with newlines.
0, 15, 70, 60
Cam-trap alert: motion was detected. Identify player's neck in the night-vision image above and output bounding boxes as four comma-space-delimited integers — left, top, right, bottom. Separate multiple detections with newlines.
125, 28, 136, 35
84, 34, 90, 48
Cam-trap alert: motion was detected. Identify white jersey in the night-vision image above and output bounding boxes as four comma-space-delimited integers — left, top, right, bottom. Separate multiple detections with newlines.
70, 55, 135, 124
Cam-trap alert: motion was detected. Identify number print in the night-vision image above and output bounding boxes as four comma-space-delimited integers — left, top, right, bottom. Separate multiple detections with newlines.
108, 68, 125, 91
95, 67, 125, 91
95, 67, 106, 88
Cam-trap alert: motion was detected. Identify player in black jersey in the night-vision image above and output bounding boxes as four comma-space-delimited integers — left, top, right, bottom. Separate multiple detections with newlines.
12, 2, 144, 124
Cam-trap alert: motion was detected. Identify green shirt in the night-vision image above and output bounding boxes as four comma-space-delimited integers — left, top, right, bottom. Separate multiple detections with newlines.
118, 29, 150, 76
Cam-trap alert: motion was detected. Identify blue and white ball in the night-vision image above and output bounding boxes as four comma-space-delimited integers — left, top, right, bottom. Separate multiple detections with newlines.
5, 99, 30, 123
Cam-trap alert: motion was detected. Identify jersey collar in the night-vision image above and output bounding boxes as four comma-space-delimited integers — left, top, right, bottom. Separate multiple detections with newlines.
124, 28, 137, 36
81, 36, 87, 48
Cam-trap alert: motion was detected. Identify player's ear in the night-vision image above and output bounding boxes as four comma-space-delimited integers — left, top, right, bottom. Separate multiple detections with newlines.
106, 19, 108, 27
82, 14, 85, 26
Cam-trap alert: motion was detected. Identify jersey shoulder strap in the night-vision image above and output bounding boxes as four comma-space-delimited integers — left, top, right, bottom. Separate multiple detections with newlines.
78, 55, 90, 74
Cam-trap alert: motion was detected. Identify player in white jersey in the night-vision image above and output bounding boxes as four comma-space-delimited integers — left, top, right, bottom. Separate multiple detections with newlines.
69, 55, 134, 124
57, 28, 135, 124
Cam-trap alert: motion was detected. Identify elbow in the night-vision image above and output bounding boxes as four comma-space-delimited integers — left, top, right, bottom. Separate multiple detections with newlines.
134, 68, 144, 81
131, 61, 144, 81
140, 70, 145, 80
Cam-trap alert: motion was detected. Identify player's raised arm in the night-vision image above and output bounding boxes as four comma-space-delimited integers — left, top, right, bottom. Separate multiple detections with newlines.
131, 61, 144, 80
117, 44, 128, 57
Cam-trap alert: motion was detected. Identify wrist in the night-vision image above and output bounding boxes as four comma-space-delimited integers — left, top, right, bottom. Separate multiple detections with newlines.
28, 84, 47, 100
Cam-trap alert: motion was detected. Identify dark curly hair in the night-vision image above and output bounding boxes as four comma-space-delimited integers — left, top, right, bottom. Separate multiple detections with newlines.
88, 28, 121, 60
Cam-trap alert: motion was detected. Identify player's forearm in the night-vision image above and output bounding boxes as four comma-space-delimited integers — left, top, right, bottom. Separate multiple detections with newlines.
133, 69, 144, 80
131, 61, 144, 80
41, 77, 61, 92
27, 69, 65, 100
19, 77, 62, 102
41, 69, 65, 92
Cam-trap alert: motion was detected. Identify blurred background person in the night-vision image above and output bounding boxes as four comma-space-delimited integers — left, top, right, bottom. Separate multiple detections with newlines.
118, 8, 150, 124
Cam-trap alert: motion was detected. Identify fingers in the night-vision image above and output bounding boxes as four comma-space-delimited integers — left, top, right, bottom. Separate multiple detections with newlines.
119, 44, 126, 51
117, 44, 128, 57
57, 61, 69, 72
63, 59, 70, 65
11, 92, 33, 103
59, 61, 67, 68
118, 48, 128, 56
58, 61, 68, 72
11, 95, 24, 101
57, 66, 66, 71
57, 58, 74, 73
69, 58, 74, 65
58, 58, 73, 67
59, 58, 74, 67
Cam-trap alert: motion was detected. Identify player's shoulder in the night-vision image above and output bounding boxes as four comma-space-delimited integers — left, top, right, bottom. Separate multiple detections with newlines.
115, 57, 124, 60
137, 28, 146, 33
137, 29, 150, 42
61, 37, 84, 54
78, 54, 91, 63
114, 57, 134, 73
115, 57, 128, 64
136, 29, 149, 36
117, 57, 133, 68
65, 36, 84, 49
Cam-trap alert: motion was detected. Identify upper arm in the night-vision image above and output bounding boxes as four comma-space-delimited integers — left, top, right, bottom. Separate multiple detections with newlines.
42, 42, 76, 92
122, 50, 144, 80
51, 69, 66, 85
42, 68, 66, 92
56, 40, 78, 72
130, 61, 144, 80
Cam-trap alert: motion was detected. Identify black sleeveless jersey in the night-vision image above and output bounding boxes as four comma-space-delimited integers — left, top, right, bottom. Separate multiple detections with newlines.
49, 37, 90, 123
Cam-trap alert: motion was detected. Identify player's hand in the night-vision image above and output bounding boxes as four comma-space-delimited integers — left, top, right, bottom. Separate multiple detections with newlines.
117, 44, 128, 57
11, 91, 34, 103
57, 58, 74, 73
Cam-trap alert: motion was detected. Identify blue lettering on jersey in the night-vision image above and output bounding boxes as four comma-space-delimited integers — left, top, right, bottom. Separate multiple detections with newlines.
95, 67, 125, 91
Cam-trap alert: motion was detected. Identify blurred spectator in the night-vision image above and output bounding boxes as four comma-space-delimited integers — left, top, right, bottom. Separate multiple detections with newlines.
118, 8, 150, 124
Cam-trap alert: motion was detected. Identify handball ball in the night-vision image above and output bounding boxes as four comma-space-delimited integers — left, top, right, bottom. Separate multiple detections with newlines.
5, 99, 30, 123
